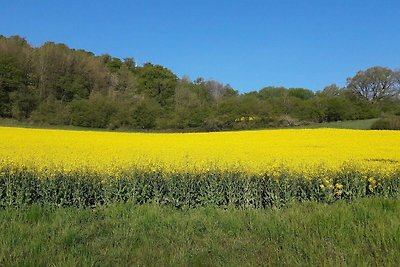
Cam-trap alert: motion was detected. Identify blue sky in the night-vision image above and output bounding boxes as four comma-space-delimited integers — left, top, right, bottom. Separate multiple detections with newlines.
1, 0, 399, 92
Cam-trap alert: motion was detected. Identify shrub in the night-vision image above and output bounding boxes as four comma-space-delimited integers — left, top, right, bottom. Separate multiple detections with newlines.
371, 116, 400, 130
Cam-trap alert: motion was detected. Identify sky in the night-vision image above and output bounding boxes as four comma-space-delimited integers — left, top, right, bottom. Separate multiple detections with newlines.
1, 0, 399, 93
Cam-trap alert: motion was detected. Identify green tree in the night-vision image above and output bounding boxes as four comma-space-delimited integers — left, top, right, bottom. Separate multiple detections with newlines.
318, 84, 342, 97
137, 63, 178, 106
10, 87, 38, 119
133, 97, 162, 129
0, 55, 24, 116
288, 88, 314, 100
70, 93, 117, 128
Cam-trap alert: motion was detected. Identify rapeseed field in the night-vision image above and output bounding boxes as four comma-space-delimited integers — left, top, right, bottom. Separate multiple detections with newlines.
1, 126, 399, 175
1, 126, 399, 208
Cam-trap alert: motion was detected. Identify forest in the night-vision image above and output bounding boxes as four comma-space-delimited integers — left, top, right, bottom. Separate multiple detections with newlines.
1, 35, 399, 131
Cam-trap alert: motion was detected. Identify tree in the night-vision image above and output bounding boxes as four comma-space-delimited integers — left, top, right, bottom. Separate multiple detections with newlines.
206, 80, 227, 101
106, 57, 123, 73
223, 84, 239, 97
347, 67, 399, 102
10, 87, 38, 119
136, 63, 177, 106
123, 57, 136, 70
0, 55, 24, 116
2, 35, 400, 131
70, 93, 117, 128
317, 84, 342, 97
288, 88, 314, 100
133, 97, 161, 129
395, 70, 400, 98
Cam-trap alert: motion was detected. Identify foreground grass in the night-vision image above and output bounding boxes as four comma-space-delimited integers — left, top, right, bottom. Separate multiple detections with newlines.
0, 198, 399, 266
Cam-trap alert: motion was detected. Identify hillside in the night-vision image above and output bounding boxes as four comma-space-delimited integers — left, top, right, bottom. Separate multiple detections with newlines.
1, 35, 399, 132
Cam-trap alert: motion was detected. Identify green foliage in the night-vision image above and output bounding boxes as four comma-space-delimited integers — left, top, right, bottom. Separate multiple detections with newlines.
132, 98, 162, 129
106, 57, 123, 73
1, 167, 399, 209
324, 97, 350, 121
137, 63, 178, 106
0, 55, 24, 91
30, 99, 71, 125
9, 87, 38, 119
70, 94, 117, 128
0, 54, 25, 116
371, 116, 400, 130
1, 35, 400, 131
288, 88, 315, 100
1, 198, 400, 266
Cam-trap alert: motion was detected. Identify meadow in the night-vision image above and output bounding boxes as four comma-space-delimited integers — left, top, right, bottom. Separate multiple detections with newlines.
1, 126, 399, 208
1, 198, 400, 266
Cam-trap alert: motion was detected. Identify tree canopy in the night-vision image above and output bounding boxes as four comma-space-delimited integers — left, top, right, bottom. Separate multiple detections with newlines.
347, 67, 399, 102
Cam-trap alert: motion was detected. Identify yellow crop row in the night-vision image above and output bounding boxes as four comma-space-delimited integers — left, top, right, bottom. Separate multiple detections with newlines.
1, 126, 399, 176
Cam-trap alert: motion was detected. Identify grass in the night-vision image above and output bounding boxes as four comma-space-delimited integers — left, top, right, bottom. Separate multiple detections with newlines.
0, 118, 108, 132
0, 197, 399, 266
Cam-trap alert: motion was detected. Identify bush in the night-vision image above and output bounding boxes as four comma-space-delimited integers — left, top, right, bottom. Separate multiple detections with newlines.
371, 117, 400, 130
30, 100, 71, 125
69, 95, 117, 128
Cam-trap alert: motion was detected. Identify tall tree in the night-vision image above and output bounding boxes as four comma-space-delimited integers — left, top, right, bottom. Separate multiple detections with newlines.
347, 66, 399, 102
136, 63, 177, 106
0, 55, 23, 116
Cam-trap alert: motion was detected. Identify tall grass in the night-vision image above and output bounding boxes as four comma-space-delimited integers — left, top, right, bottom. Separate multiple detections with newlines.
0, 198, 399, 266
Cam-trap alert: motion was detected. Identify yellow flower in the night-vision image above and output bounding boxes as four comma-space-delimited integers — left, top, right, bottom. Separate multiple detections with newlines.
335, 190, 343, 196
368, 185, 375, 192
368, 177, 376, 186
0, 126, 399, 176
335, 183, 343, 190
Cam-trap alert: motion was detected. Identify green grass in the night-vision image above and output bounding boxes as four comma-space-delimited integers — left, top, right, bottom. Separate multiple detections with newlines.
1, 198, 399, 266
0, 118, 109, 132
300, 118, 379, 130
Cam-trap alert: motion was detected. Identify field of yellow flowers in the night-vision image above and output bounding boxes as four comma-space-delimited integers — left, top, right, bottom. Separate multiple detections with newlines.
1, 126, 400, 208
1, 126, 399, 175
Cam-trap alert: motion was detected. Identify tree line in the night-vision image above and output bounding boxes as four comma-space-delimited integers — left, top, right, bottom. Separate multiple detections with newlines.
1, 35, 399, 131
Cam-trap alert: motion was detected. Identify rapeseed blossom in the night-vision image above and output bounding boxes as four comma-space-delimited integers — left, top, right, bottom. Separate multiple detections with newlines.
0, 126, 399, 176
